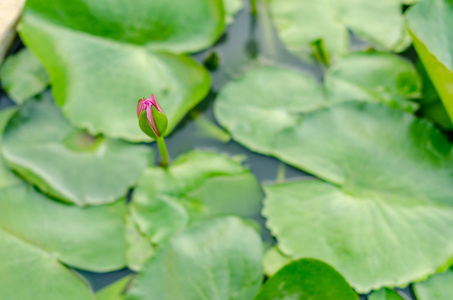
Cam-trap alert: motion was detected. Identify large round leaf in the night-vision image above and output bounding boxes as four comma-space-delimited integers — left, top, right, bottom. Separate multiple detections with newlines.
125, 217, 263, 300
413, 268, 453, 300
271, 102, 453, 191
24, 0, 225, 54
19, 0, 223, 141
0, 224, 95, 300
254, 258, 357, 300
264, 179, 453, 293
259, 102, 453, 292
406, 0, 453, 122
131, 151, 263, 245
214, 66, 325, 155
325, 52, 421, 111
216, 71, 452, 189
0, 184, 127, 272
268, 0, 408, 61
0, 181, 127, 299
2, 93, 151, 206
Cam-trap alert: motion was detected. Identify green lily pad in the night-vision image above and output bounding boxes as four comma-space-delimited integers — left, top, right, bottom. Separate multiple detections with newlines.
254, 258, 357, 300
369, 289, 407, 300
0, 108, 20, 188
214, 65, 325, 155
325, 52, 421, 112
268, 0, 408, 62
0, 184, 127, 272
264, 178, 453, 293
0, 225, 95, 300
125, 217, 263, 300
215, 66, 451, 177
0, 48, 49, 104
130, 150, 263, 245
19, 0, 224, 141
0, 182, 128, 299
257, 102, 453, 292
406, 0, 453, 122
96, 275, 133, 300
2, 93, 151, 206
413, 268, 453, 300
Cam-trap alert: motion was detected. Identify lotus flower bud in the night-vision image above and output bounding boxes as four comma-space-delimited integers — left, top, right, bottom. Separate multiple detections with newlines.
137, 94, 168, 140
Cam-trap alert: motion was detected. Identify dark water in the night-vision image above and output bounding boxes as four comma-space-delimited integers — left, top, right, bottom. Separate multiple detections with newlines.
0, 1, 417, 299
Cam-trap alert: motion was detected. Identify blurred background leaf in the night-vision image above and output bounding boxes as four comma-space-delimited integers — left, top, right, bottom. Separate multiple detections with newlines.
125, 217, 263, 300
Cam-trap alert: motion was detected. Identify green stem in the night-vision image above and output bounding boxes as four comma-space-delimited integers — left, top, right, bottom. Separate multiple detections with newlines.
261, 0, 277, 58
250, 0, 258, 16
156, 137, 170, 168
276, 162, 286, 183
311, 39, 331, 66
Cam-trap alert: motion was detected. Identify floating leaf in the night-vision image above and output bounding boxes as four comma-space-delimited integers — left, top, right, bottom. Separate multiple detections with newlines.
268, 0, 408, 61
0, 108, 128, 293
368, 289, 407, 300
2, 93, 151, 206
125, 217, 263, 300
0, 185, 127, 272
0, 110, 96, 299
325, 52, 421, 111
0, 48, 49, 104
257, 102, 453, 292
0, 224, 95, 300
215, 67, 451, 176
19, 0, 225, 141
413, 268, 453, 300
406, 0, 453, 122
254, 258, 357, 300
264, 178, 453, 293
96, 275, 133, 300
214, 66, 325, 155
0, 181, 128, 299
131, 151, 263, 244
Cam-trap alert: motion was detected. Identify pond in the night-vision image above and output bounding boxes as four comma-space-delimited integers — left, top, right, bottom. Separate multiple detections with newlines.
1, 0, 452, 299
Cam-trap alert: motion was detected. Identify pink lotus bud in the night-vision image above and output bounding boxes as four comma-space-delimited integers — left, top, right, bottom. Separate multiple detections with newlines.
137, 94, 168, 140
